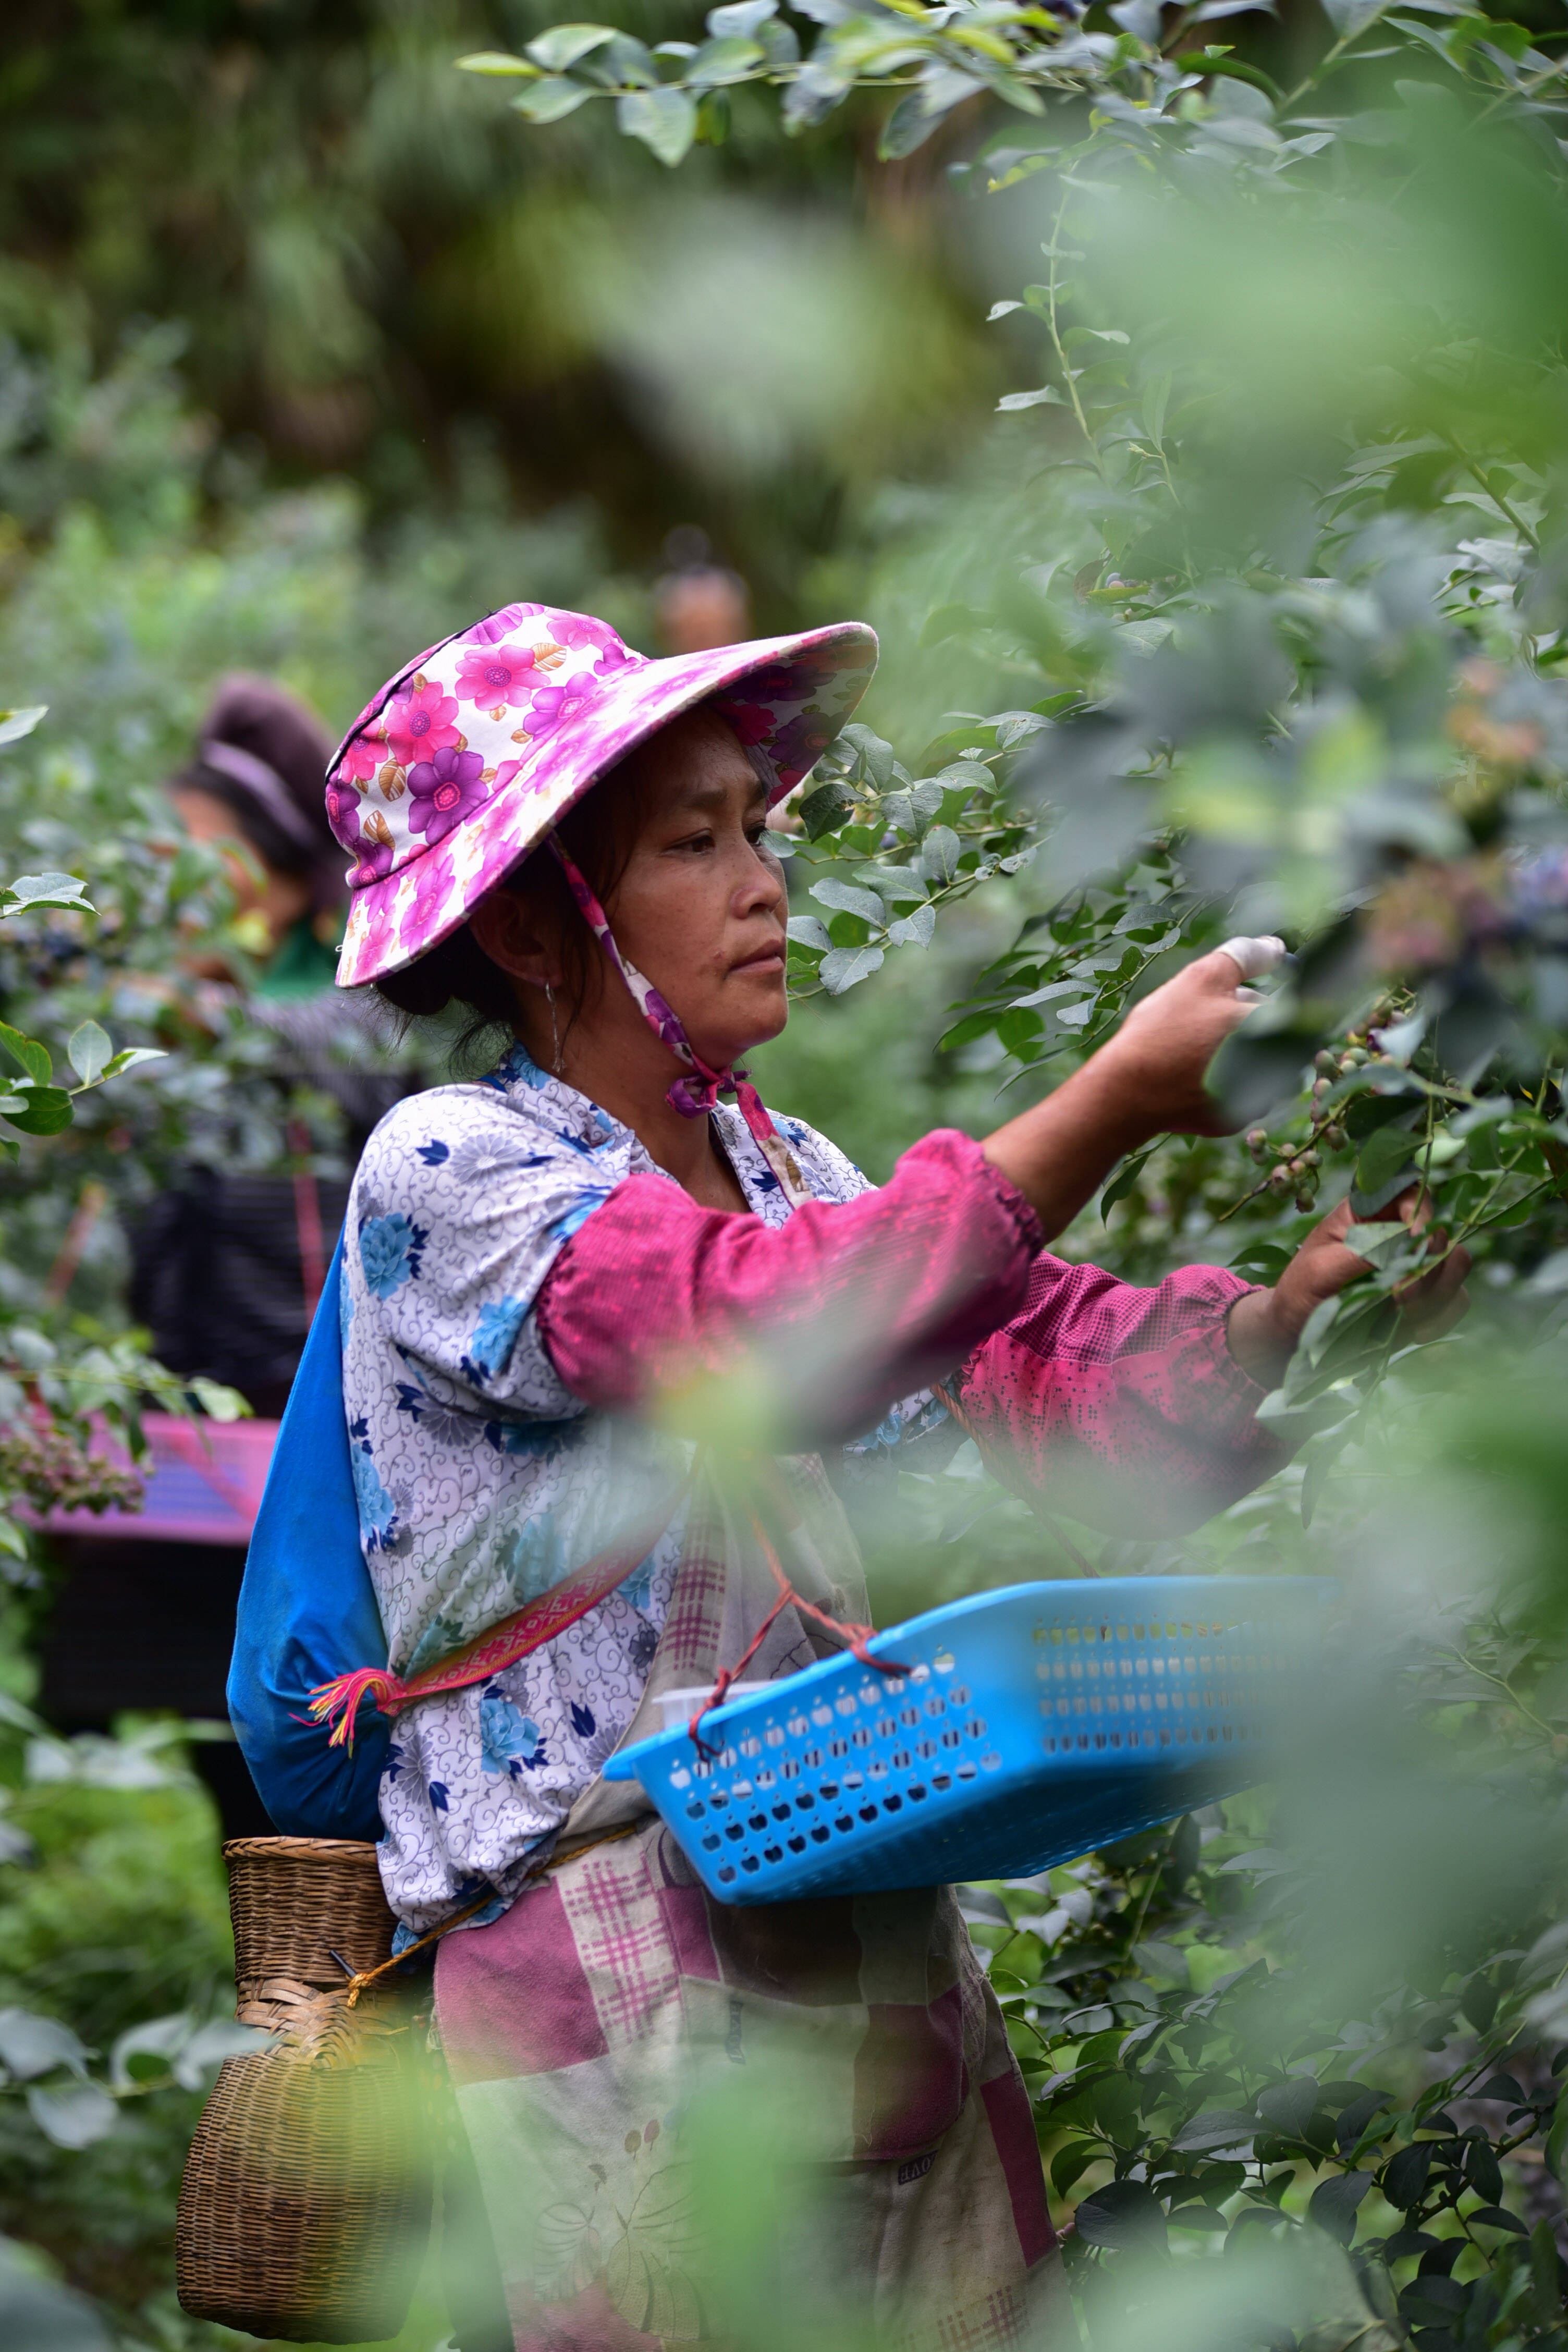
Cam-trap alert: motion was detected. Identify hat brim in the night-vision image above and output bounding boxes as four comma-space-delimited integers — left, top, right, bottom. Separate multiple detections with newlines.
336, 620, 876, 988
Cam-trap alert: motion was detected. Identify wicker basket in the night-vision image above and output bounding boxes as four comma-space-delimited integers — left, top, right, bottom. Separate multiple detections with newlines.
176, 1837, 434, 2344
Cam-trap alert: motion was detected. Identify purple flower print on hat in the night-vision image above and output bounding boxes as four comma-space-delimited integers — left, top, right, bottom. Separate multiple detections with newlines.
384, 678, 461, 771
768, 708, 837, 780
454, 640, 554, 712
552, 614, 636, 674
336, 732, 384, 789
346, 807, 397, 889
407, 744, 488, 846
520, 671, 606, 744
324, 776, 365, 851
496, 605, 632, 675
327, 597, 878, 991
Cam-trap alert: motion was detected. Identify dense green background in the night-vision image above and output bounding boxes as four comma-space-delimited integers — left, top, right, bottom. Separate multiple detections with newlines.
8, 0, 1568, 2347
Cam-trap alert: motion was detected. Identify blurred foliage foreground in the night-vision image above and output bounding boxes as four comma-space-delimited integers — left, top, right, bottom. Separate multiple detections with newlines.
500, 3, 1568, 2348
12, 0, 1568, 2347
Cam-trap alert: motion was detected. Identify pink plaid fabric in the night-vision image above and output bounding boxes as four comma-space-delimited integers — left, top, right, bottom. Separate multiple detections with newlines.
953, 1254, 1281, 1537
435, 1516, 1076, 2351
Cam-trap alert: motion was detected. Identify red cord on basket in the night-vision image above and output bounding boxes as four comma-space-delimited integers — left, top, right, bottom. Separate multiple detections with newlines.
687, 1509, 910, 1760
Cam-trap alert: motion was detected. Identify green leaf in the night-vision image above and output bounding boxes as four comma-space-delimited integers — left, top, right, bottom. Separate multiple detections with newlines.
920, 826, 961, 885
0, 707, 47, 746
99, 1046, 167, 1080
1171, 2109, 1261, 2152
695, 89, 731, 142
1339, 1220, 1418, 1271
1132, 1937, 1189, 1982
1306, 2170, 1372, 2245
1382, 2139, 1434, 2208
27, 2082, 119, 2149
997, 387, 1065, 411
1353, 1120, 1419, 1197
66, 1021, 111, 1087
0, 2008, 91, 2080
819, 944, 885, 994
454, 50, 541, 75
811, 878, 887, 926
109, 2013, 197, 2091
800, 779, 858, 840
1074, 2179, 1168, 2250
617, 84, 698, 164
525, 22, 618, 69
0, 1022, 50, 1085
188, 1377, 251, 1424
3, 871, 92, 914
685, 34, 765, 85
1320, 0, 1389, 31
1101, 1145, 1156, 1220
783, 56, 856, 129
708, 0, 777, 31
1466, 2203, 1528, 2235
0, 1086, 74, 1136
887, 904, 936, 948
878, 90, 944, 161
1545, 2085, 1568, 2188
512, 77, 595, 120
1050, 2138, 1105, 2197
1256, 2077, 1320, 2136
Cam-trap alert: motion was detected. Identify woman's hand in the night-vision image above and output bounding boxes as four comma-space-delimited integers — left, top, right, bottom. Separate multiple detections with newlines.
1093, 937, 1284, 1138
982, 938, 1282, 1240
1227, 1189, 1473, 1384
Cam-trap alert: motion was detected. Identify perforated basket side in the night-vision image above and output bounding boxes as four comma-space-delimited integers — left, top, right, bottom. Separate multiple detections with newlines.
607, 1577, 1329, 1904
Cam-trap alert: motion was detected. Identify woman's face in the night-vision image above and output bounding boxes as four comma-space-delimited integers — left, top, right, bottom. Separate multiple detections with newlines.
604, 710, 789, 1069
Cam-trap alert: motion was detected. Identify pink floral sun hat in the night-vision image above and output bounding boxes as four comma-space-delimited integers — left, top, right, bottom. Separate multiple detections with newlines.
326, 601, 877, 989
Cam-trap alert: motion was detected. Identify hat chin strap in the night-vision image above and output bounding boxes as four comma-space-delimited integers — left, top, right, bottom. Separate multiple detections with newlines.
546, 835, 812, 1208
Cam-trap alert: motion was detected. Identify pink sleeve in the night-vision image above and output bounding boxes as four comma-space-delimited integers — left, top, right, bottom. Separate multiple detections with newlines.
954, 1257, 1284, 1537
535, 1129, 1043, 1443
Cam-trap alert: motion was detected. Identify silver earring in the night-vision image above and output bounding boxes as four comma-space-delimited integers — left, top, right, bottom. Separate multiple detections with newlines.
545, 981, 563, 1075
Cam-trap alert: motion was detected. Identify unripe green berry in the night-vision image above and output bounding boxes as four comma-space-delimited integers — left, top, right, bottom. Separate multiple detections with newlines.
1295, 1191, 1316, 1214
1314, 1050, 1338, 1076
1322, 1123, 1345, 1150
1268, 1165, 1293, 1194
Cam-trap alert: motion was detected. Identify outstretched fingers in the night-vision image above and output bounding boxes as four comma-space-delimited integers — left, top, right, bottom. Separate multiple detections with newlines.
1213, 934, 1288, 987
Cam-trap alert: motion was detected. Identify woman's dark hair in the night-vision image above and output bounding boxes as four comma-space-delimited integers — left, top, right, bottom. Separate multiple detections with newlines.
372, 754, 656, 1059
172, 675, 345, 914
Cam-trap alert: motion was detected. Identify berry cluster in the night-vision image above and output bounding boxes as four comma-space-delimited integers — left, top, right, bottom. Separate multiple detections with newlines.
1242, 1005, 1402, 1216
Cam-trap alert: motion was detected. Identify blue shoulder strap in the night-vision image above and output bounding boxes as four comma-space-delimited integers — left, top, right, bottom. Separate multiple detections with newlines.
227, 1237, 390, 1840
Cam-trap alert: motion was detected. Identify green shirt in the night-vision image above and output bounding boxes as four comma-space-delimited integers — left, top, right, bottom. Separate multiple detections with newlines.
256, 919, 341, 1001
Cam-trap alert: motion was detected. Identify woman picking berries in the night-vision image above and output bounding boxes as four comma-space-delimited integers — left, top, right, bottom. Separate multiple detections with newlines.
232, 604, 1468, 2352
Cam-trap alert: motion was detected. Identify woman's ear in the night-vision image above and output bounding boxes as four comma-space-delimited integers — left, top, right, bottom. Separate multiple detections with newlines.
469, 887, 560, 987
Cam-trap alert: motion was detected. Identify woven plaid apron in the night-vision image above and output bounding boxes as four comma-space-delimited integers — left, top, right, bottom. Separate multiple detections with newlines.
433, 1455, 1076, 2352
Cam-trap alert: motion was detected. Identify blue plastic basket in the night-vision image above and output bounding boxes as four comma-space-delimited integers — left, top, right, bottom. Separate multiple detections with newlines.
603, 1576, 1328, 1904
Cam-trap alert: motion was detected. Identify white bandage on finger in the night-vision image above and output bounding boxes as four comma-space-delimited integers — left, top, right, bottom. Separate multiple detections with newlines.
1217, 934, 1287, 983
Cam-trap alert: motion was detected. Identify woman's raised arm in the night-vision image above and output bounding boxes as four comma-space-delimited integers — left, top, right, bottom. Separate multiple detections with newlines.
537, 945, 1276, 1446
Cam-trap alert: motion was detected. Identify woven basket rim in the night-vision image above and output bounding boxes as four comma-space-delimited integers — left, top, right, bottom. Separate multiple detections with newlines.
223, 1837, 383, 1864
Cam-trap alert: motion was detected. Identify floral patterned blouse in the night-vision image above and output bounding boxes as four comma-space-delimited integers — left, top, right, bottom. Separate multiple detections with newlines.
340, 1042, 878, 1932
343, 1042, 1273, 1937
